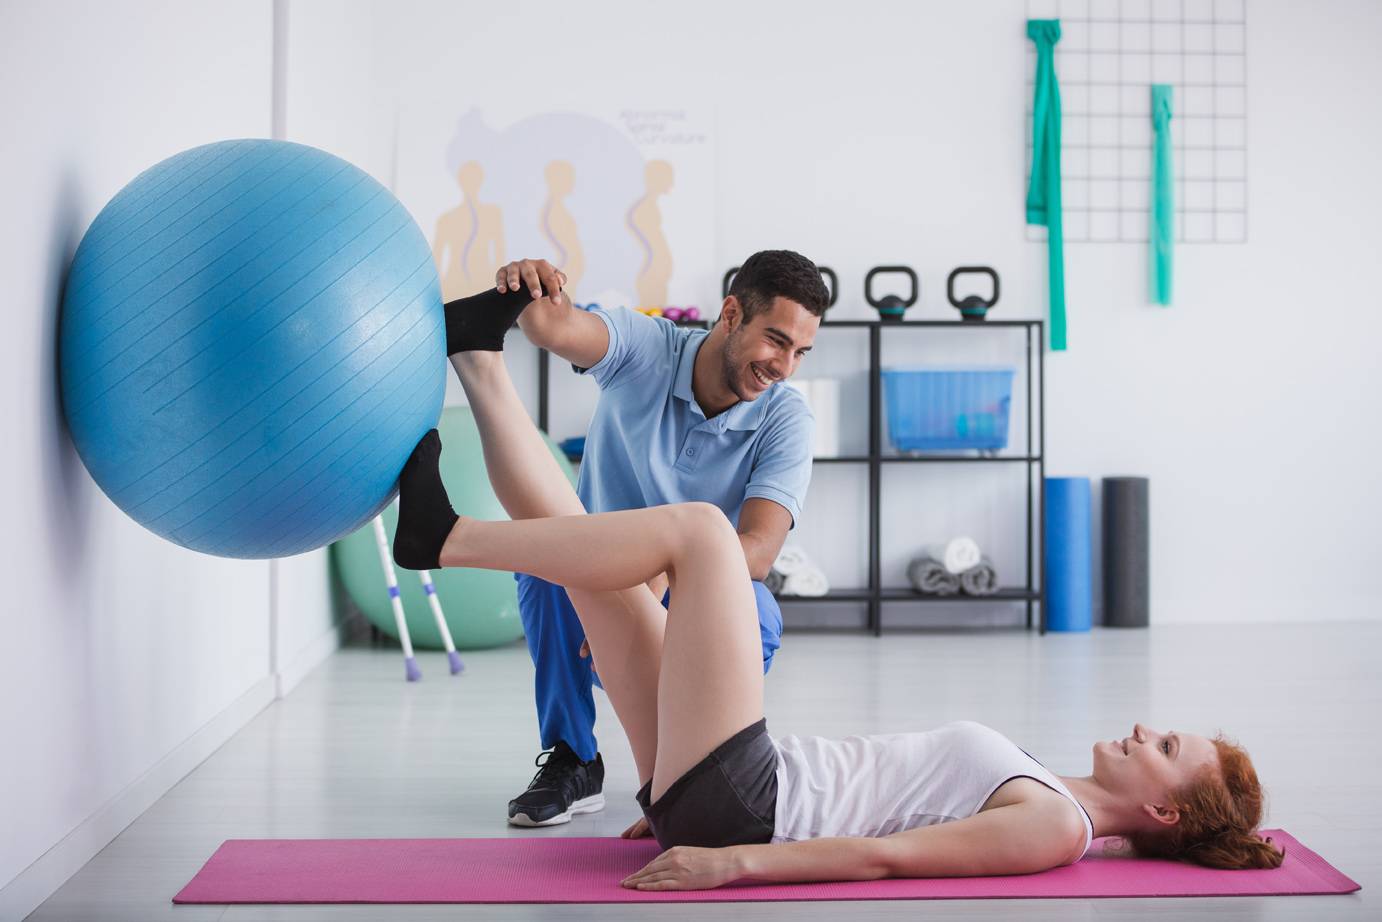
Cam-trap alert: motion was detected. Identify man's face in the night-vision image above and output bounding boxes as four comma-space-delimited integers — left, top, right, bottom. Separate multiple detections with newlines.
720, 296, 820, 402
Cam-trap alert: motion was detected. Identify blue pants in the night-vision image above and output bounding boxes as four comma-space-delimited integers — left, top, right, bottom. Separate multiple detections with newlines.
515, 573, 784, 763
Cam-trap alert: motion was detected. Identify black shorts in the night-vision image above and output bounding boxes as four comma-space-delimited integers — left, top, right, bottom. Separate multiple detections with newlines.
635, 718, 778, 850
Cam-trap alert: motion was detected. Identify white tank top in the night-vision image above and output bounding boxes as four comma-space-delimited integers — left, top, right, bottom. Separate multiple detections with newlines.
770, 720, 1092, 852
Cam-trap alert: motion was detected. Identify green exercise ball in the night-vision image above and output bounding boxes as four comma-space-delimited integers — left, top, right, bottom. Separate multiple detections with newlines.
331, 405, 577, 650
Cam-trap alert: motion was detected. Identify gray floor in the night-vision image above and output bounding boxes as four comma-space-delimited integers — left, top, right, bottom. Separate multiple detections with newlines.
31, 622, 1377, 921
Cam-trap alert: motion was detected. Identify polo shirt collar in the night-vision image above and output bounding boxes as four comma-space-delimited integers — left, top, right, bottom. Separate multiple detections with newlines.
673, 331, 773, 431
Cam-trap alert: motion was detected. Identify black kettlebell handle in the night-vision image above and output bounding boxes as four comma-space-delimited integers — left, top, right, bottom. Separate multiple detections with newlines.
723, 264, 839, 309
947, 266, 1000, 308
865, 266, 918, 309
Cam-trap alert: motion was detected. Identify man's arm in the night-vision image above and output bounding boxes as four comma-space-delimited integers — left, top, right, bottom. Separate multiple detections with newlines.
497, 258, 609, 369
737, 498, 792, 582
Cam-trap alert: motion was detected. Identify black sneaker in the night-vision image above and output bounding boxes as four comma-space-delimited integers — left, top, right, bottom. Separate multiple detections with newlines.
507, 742, 605, 827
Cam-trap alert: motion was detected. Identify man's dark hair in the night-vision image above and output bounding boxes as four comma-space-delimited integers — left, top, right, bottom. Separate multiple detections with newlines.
728, 250, 830, 323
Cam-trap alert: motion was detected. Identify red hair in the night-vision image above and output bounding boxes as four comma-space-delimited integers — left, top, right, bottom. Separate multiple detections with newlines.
1129, 735, 1283, 869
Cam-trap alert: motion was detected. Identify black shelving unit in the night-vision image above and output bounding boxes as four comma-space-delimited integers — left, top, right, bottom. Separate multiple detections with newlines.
534, 317, 1046, 636
782, 318, 1046, 635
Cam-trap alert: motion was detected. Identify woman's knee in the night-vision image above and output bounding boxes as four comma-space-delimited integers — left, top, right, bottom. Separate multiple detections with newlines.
672, 502, 738, 552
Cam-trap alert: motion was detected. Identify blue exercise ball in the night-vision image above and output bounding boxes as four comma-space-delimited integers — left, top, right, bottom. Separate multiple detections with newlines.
60, 139, 446, 558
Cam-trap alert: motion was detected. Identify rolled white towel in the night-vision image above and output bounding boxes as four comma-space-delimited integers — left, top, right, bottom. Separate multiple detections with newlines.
782, 565, 830, 597
773, 545, 811, 576
925, 537, 982, 575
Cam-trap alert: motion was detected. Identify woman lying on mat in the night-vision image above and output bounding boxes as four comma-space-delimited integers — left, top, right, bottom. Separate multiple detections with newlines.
392, 288, 1282, 891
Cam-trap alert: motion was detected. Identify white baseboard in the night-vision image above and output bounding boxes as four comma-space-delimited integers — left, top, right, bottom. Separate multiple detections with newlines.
0, 676, 276, 922
274, 612, 359, 698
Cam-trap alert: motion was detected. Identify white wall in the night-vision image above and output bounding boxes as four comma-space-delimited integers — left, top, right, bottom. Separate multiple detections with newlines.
289, 0, 1382, 626
2, 0, 1376, 909
0, 2, 339, 916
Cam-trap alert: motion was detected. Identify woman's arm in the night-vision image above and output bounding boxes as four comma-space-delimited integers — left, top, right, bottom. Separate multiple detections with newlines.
622, 837, 891, 891
622, 800, 1086, 891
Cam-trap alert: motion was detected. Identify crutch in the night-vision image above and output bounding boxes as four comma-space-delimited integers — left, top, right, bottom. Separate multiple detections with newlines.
418, 567, 465, 674
371, 515, 421, 682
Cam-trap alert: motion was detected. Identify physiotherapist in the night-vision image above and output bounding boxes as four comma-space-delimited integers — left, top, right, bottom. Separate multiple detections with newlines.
496, 250, 828, 834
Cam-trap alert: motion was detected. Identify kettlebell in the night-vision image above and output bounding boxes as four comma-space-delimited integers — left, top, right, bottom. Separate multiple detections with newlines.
947, 266, 1000, 321
819, 266, 839, 310
865, 265, 918, 322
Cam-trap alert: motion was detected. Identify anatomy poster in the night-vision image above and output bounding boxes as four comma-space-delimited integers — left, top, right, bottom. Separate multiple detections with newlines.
395, 103, 715, 313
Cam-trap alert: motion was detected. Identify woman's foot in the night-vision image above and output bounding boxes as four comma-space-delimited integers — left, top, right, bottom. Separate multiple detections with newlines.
443, 287, 538, 354
393, 429, 460, 570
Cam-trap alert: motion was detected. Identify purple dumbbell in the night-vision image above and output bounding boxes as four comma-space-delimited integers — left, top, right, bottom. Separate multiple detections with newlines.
683, 306, 700, 322
663, 307, 684, 322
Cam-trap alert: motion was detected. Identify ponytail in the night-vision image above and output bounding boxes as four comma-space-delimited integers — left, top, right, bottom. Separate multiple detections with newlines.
1128, 735, 1284, 870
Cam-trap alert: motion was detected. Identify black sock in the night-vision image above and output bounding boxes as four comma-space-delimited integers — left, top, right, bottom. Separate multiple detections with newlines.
393, 430, 459, 570
443, 287, 538, 354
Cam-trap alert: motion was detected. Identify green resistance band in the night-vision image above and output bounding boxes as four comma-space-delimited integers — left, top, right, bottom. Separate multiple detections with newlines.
1150, 84, 1174, 305
1026, 19, 1067, 352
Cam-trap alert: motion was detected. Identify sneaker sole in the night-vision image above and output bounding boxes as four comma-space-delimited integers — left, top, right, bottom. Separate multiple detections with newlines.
508, 793, 606, 827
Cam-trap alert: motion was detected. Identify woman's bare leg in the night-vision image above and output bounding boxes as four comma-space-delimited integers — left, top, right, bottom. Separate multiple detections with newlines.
649, 512, 763, 802
448, 351, 583, 521
439, 351, 665, 783
444, 502, 764, 802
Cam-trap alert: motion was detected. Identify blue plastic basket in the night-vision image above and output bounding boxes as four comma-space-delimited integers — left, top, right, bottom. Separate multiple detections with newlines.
881, 367, 1016, 452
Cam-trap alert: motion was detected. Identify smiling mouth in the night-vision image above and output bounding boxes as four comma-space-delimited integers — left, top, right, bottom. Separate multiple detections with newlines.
749, 364, 773, 388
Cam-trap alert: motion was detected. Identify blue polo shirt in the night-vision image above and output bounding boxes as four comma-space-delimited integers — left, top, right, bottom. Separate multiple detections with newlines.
575, 307, 813, 527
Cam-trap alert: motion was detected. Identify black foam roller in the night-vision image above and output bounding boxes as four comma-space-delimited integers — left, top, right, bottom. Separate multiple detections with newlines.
1103, 477, 1149, 627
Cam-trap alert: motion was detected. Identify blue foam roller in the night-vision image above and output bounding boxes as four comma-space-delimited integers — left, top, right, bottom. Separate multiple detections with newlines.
1045, 477, 1092, 632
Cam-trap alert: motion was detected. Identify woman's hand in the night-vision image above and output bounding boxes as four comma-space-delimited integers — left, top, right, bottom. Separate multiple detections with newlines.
621, 846, 743, 891
620, 816, 652, 839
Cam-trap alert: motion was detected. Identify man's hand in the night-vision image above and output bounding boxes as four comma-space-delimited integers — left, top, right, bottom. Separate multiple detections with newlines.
621, 845, 744, 891
577, 571, 668, 676
577, 571, 669, 671
496, 259, 567, 304
620, 816, 652, 839
497, 258, 608, 366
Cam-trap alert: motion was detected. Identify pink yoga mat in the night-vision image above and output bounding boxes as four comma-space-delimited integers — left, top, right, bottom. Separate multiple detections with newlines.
174, 829, 1358, 904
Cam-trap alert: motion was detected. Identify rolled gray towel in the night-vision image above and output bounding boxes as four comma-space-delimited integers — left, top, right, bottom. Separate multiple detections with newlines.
764, 568, 785, 595
907, 556, 960, 595
960, 557, 999, 596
